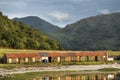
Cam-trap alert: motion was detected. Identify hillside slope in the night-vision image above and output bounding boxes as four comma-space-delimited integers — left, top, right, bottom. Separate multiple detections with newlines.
0, 12, 62, 50
53, 12, 120, 50
13, 16, 61, 33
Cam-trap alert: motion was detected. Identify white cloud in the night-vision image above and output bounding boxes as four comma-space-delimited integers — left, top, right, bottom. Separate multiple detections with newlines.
49, 11, 70, 21
98, 9, 110, 14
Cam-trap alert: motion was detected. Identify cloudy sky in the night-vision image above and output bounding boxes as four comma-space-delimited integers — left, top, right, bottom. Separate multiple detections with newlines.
0, 0, 120, 28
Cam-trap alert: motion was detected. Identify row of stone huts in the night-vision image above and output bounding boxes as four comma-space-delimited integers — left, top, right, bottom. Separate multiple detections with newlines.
0, 51, 108, 64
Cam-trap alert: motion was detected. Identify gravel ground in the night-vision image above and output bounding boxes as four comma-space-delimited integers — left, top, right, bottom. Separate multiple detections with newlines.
0, 63, 120, 75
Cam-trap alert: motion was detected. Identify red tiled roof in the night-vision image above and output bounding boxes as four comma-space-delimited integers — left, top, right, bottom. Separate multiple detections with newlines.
47, 51, 106, 57
5, 51, 106, 58
5, 53, 40, 58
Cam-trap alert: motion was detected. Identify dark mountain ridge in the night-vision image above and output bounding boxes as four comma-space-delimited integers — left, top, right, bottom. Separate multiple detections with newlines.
53, 12, 120, 50
13, 16, 61, 33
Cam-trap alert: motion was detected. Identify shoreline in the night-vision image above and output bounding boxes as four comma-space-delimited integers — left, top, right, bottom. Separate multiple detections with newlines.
0, 63, 120, 75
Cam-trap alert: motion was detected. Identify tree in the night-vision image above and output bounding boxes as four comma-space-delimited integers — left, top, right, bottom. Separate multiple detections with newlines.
0, 11, 2, 15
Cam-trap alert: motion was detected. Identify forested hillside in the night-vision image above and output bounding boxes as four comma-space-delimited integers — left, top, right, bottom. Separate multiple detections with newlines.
52, 12, 120, 50
0, 12, 62, 50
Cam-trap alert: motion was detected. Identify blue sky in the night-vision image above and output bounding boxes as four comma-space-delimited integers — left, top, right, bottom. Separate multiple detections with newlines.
0, 0, 120, 28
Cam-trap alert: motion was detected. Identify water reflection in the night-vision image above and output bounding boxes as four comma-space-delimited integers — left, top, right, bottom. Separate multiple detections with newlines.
33, 73, 120, 80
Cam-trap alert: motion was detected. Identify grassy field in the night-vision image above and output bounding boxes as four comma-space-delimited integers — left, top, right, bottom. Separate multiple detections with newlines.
0, 61, 117, 70
107, 51, 120, 56
61, 62, 103, 65
98, 68, 120, 71
0, 62, 63, 69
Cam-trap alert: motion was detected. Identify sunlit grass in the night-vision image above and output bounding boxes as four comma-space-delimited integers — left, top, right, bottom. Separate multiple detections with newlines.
0, 48, 44, 58
107, 51, 120, 56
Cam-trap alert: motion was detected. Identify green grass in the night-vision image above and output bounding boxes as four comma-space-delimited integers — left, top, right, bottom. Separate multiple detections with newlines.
61, 62, 103, 65
107, 51, 120, 56
0, 48, 45, 58
0, 61, 116, 70
98, 68, 120, 71
0, 62, 62, 70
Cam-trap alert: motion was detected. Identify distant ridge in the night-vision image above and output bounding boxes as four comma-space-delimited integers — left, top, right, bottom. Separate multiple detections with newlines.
52, 12, 120, 50
13, 16, 61, 33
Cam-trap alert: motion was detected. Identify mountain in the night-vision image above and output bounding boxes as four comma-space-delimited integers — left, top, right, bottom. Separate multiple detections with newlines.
13, 16, 61, 33
0, 11, 62, 50
52, 12, 120, 50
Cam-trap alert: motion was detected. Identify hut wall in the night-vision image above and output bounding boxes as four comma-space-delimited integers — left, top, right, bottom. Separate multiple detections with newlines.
89, 56, 95, 61
66, 76, 72, 80
7, 58, 12, 63
52, 57, 58, 62
77, 56, 80, 62
25, 58, 28, 63
28, 58, 32, 62
20, 58, 25, 63
32, 57, 35, 62
71, 56, 78, 62
97, 56, 104, 61
41, 57, 48, 61
90, 75, 96, 80
35, 58, 41, 62
81, 75, 86, 80
68, 57, 72, 62
16, 58, 19, 63
51, 57, 54, 62
11, 58, 18, 63
7, 58, 18, 63
76, 76, 80, 80
60, 57, 66, 62
80, 56, 86, 62
65, 57, 71, 62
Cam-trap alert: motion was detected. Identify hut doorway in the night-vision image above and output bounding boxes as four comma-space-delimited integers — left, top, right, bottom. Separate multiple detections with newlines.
48, 57, 52, 62
95, 56, 98, 61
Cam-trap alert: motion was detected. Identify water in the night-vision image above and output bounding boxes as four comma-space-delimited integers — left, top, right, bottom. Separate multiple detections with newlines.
33, 73, 120, 80
0, 72, 120, 80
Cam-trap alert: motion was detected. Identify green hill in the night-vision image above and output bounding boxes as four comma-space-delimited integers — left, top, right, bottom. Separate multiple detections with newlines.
52, 12, 120, 50
0, 11, 62, 50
